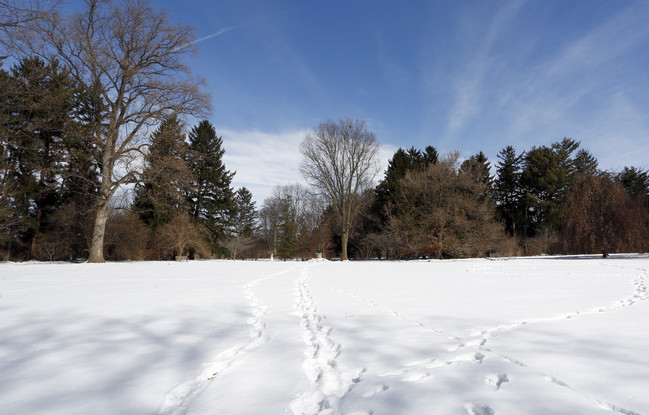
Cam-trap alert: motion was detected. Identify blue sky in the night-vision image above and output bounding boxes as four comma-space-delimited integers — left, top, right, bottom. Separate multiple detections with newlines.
151, 0, 649, 202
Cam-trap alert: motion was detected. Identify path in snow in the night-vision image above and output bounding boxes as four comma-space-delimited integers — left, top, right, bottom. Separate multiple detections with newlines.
290, 263, 365, 415
159, 265, 300, 415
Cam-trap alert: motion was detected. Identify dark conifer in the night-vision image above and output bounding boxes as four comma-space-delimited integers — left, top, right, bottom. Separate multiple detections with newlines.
494, 146, 523, 236
134, 115, 192, 230
186, 120, 236, 248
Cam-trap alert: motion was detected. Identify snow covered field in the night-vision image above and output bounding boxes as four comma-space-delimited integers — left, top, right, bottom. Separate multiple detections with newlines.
1, 256, 648, 415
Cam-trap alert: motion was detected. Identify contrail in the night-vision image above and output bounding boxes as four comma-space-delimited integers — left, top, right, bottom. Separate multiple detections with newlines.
176, 6, 303, 51
176, 26, 238, 51
194, 26, 235, 44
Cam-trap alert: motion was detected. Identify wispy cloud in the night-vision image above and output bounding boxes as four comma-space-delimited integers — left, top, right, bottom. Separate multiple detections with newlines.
444, 0, 527, 138
499, 3, 649, 168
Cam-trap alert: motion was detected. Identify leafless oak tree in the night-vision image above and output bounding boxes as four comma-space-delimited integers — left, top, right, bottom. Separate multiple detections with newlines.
3, 0, 211, 262
299, 118, 380, 260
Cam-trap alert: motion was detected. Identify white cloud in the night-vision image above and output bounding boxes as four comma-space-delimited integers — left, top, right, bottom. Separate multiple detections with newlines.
220, 128, 308, 204
220, 128, 398, 205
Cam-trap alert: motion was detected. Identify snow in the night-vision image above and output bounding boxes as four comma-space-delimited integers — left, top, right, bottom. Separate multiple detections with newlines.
1, 256, 648, 415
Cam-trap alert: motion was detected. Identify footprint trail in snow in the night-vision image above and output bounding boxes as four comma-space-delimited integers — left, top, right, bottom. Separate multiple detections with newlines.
290, 263, 365, 415
158, 267, 297, 415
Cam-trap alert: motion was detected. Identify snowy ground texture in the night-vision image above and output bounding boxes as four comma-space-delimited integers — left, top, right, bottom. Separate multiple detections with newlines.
1, 256, 648, 415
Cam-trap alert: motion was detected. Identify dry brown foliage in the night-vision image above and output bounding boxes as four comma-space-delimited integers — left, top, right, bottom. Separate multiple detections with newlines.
558, 174, 649, 256
387, 152, 509, 259
157, 214, 210, 259
104, 211, 149, 261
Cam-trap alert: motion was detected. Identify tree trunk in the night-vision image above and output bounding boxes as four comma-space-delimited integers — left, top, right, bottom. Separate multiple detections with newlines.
341, 229, 349, 261
88, 207, 109, 263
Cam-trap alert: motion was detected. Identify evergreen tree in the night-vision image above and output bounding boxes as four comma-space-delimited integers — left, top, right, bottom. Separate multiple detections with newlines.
232, 187, 258, 237
186, 120, 236, 250
573, 149, 599, 176
460, 151, 492, 198
520, 138, 580, 236
618, 167, 649, 216
494, 146, 523, 236
1, 57, 79, 259
276, 196, 299, 259
219, 187, 259, 259
134, 115, 192, 230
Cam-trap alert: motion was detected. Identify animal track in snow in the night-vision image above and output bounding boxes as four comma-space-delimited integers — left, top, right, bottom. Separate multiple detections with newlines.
290, 264, 365, 415
331, 288, 443, 335
484, 347, 642, 415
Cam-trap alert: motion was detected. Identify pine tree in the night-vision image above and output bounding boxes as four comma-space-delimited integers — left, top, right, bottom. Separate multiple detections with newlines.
134, 115, 192, 230
460, 151, 493, 197
520, 138, 580, 237
618, 167, 649, 212
276, 196, 299, 259
186, 120, 235, 250
573, 149, 599, 176
1, 57, 79, 259
232, 187, 258, 237
494, 146, 523, 236
220, 187, 259, 259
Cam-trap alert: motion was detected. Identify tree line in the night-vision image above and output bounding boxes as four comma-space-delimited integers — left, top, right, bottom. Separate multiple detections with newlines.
1, 0, 648, 261
0, 56, 256, 260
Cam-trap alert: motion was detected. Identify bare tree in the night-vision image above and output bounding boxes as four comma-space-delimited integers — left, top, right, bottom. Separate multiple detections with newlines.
219, 235, 256, 260
158, 213, 209, 259
299, 118, 380, 260
4, 0, 211, 262
0, 0, 60, 30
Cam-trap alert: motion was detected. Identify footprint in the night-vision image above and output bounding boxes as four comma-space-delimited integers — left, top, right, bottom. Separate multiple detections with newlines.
380, 367, 406, 377
447, 343, 465, 352
401, 371, 430, 382
465, 403, 494, 415
484, 373, 509, 390
362, 384, 389, 398
405, 357, 436, 367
